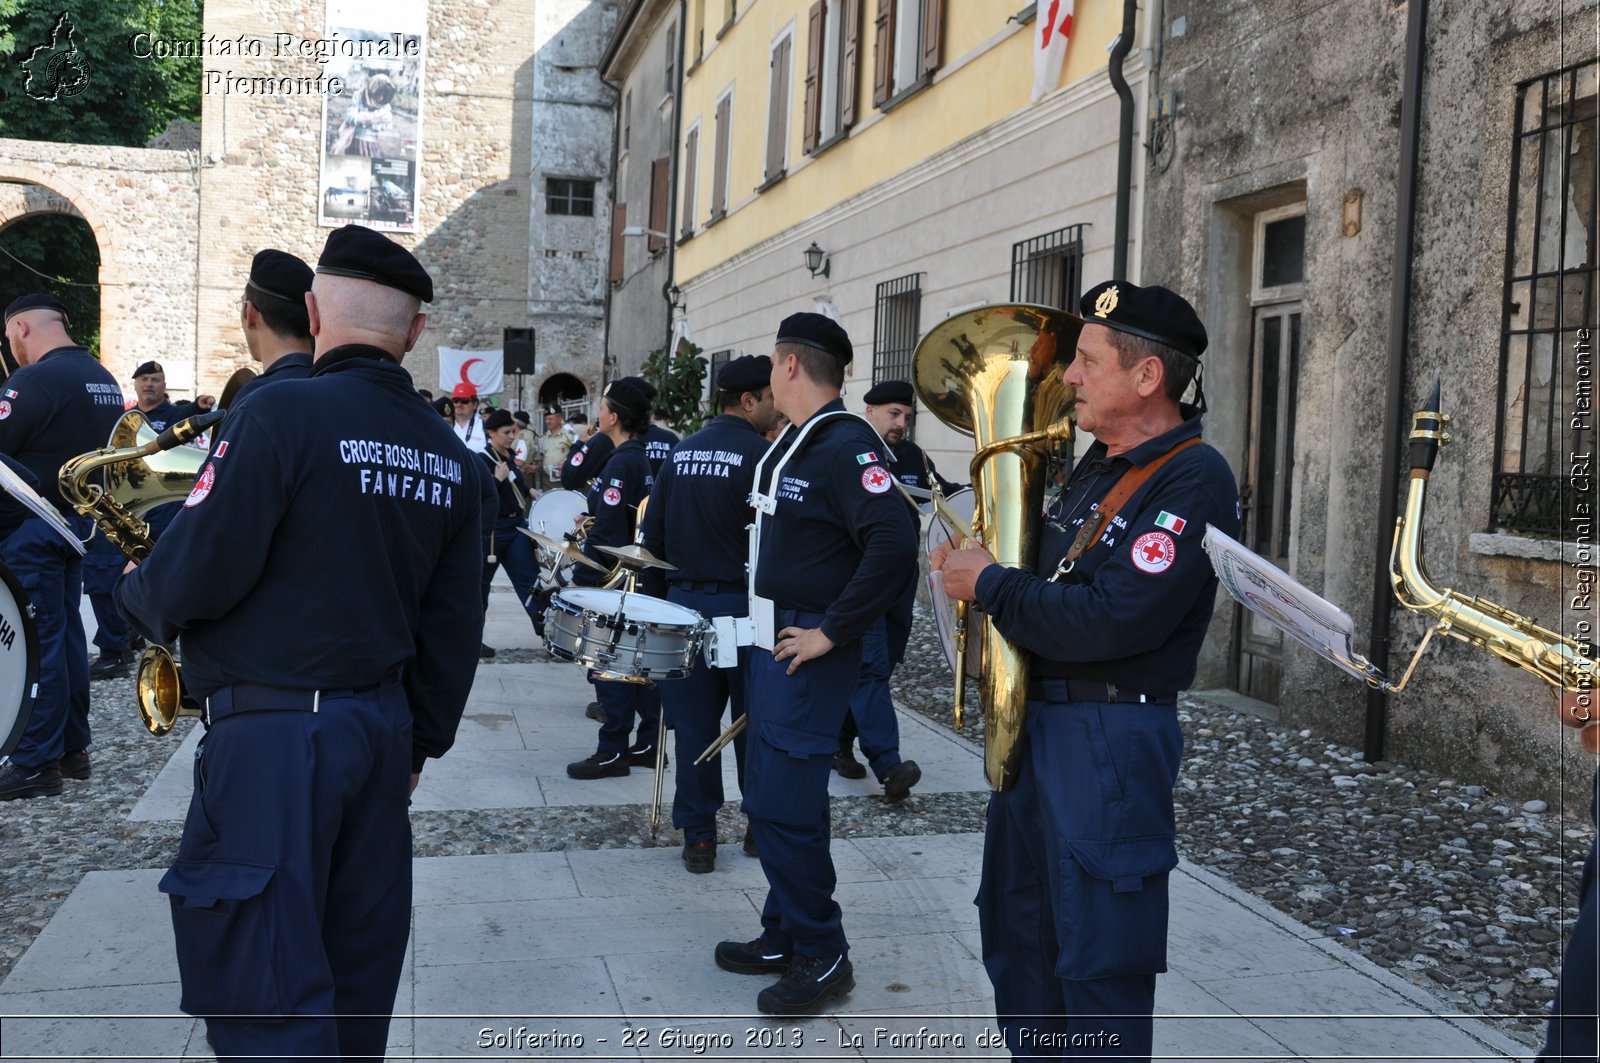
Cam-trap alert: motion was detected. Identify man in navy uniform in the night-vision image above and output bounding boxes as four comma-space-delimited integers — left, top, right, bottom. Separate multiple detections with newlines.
230, 248, 316, 404
831, 377, 958, 792
131, 360, 216, 427
117, 225, 483, 1061
641, 355, 778, 872
634, 377, 680, 477
934, 281, 1240, 1060
565, 377, 662, 779
0, 295, 124, 797
713, 313, 916, 1015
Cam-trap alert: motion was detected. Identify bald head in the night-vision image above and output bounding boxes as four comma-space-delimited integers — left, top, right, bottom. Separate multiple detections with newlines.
5, 309, 76, 366
306, 274, 426, 360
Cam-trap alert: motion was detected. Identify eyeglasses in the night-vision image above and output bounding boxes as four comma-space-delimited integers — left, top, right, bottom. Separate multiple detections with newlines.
453, 398, 477, 405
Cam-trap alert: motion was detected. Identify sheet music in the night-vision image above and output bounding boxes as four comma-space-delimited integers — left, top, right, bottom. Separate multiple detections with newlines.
0, 460, 85, 556
1202, 524, 1372, 686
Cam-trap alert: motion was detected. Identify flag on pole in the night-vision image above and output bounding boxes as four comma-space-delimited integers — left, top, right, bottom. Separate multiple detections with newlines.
438, 347, 504, 397
1031, 0, 1076, 103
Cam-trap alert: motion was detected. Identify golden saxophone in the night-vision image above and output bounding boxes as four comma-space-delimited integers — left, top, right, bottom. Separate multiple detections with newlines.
59, 409, 223, 736
1388, 382, 1595, 735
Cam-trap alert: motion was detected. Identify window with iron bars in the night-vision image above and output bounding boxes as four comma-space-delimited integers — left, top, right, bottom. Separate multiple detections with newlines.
1010, 224, 1086, 310
706, 348, 733, 399
1494, 58, 1597, 536
872, 274, 922, 435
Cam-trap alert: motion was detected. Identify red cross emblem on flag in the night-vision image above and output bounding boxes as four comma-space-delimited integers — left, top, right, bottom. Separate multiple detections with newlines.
861, 465, 893, 494
1130, 531, 1176, 574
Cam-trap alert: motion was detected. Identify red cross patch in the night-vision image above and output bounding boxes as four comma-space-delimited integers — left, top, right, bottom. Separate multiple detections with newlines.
184, 462, 216, 508
0, 401, 11, 420
861, 465, 893, 494
1130, 531, 1176, 574
602, 486, 622, 507
571, 449, 584, 466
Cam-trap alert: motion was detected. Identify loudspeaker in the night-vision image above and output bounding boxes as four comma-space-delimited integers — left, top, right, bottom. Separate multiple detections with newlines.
504, 327, 537, 374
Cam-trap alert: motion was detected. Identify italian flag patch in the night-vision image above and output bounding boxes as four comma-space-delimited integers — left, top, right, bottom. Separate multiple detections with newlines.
1154, 511, 1187, 534
856, 451, 879, 465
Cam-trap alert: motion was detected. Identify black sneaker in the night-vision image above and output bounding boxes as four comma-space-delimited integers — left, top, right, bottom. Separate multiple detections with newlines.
742, 828, 758, 859
565, 750, 629, 779
714, 938, 791, 974
831, 747, 867, 779
627, 741, 666, 767
88, 650, 133, 681
480, 643, 497, 660
58, 750, 91, 781
882, 760, 922, 803
756, 954, 854, 1015
584, 701, 605, 722
0, 762, 64, 800
682, 839, 716, 874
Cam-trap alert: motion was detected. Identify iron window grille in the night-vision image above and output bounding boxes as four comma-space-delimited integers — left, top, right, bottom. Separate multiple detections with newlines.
706, 349, 733, 398
872, 272, 922, 391
1494, 58, 1598, 536
1009, 224, 1086, 310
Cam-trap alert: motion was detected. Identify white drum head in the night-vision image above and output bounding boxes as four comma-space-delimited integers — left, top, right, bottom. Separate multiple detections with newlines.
0, 561, 39, 757
529, 489, 588, 537
557, 587, 626, 614
924, 488, 976, 674
617, 592, 702, 626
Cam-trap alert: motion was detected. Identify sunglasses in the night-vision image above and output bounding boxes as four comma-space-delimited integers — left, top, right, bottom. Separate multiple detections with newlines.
452, 398, 477, 405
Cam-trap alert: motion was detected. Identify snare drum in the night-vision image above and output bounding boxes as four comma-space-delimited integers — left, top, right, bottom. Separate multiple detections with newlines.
545, 588, 705, 680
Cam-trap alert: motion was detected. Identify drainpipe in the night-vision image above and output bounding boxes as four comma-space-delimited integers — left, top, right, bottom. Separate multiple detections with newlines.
661, 0, 689, 363
1363, 0, 1430, 762
1108, 0, 1137, 279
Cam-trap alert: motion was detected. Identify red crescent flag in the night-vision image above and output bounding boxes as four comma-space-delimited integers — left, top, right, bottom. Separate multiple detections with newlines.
1032, 0, 1076, 103
438, 347, 504, 396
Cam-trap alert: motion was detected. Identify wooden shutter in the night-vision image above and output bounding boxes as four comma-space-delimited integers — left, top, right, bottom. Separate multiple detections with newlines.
872, 0, 894, 107
802, 2, 824, 153
648, 158, 669, 253
840, 0, 861, 129
765, 36, 791, 180
711, 95, 731, 218
917, 0, 942, 78
680, 127, 698, 237
609, 203, 626, 283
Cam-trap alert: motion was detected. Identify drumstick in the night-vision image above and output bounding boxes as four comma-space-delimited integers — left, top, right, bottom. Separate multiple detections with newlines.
649, 700, 668, 839
695, 713, 746, 764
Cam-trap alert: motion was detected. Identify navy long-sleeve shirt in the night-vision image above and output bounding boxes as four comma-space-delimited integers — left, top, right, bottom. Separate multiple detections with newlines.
973, 409, 1240, 693
574, 437, 652, 584
641, 413, 769, 587
753, 399, 918, 647
560, 430, 614, 490
0, 346, 123, 513
116, 345, 485, 771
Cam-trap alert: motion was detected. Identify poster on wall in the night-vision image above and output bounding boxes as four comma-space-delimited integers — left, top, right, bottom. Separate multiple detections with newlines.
318, 0, 426, 231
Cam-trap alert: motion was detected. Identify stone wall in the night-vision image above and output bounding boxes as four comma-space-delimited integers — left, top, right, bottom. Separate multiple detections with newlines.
0, 139, 199, 394
1142, 0, 1598, 806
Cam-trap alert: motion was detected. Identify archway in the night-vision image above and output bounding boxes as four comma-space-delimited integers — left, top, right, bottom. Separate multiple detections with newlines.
538, 372, 588, 418
0, 189, 100, 371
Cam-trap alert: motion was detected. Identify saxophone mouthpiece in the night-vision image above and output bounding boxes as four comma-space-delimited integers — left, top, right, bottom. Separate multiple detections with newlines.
150, 410, 225, 453
1408, 379, 1447, 474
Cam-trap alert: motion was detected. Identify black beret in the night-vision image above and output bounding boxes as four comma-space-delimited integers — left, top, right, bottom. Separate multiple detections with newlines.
513, 410, 532, 426
776, 312, 853, 364
484, 408, 516, 431
621, 376, 658, 402
718, 355, 771, 394
133, 360, 164, 378
315, 224, 434, 303
603, 377, 651, 417
4, 293, 69, 325
1079, 280, 1207, 361
863, 379, 915, 406
247, 249, 314, 306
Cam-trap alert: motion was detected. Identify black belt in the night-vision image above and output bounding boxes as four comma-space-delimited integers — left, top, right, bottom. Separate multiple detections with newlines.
669, 580, 743, 594
1027, 677, 1176, 705
204, 673, 403, 725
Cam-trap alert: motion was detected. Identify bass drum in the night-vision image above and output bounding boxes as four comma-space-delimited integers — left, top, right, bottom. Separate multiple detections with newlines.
923, 487, 978, 675
527, 489, 590, 588
0, 560, 39, 758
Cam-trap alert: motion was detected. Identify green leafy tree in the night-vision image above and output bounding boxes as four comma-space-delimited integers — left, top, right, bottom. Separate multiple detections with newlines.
0, 1, 202, 147
641, 342, 711, 435
0, 213, 100, 364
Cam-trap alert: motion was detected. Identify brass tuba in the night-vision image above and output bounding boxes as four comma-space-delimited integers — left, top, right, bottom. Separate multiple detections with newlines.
1389, 383, 1595, 720
59, 409, 222, 736
913, 304, 1082, 790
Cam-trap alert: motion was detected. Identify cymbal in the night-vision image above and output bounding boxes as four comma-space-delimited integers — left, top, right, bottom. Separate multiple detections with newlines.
593, 543, 677, 570
518, 527, 607, 572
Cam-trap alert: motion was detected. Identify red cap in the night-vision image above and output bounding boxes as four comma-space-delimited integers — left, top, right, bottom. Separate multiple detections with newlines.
451, 382, 478, 400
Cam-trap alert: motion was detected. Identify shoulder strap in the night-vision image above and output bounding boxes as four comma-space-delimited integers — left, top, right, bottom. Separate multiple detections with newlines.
1063, 436, 1203, 567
